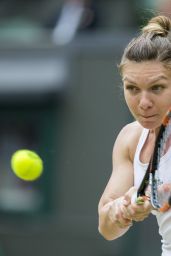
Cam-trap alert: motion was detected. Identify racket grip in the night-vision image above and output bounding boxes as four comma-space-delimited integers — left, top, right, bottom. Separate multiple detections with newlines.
131, 192, 149, 205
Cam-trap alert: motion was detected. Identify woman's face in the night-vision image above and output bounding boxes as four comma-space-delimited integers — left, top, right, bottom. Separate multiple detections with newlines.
122, 60, 171, 130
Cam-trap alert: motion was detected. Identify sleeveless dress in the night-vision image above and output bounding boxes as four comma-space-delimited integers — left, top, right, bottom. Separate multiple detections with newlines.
134, 128, 171, 256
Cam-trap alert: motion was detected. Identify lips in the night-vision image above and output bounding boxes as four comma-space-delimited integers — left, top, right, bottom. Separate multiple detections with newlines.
138, 114, 158, 122
137, 113, 160, 128
141, 114, 156, 118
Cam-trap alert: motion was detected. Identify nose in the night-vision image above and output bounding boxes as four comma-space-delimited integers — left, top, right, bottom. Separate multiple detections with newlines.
139, 92, 153, 110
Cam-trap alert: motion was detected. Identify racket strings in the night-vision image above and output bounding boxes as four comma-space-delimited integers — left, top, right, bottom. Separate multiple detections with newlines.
137, 110, 171, 211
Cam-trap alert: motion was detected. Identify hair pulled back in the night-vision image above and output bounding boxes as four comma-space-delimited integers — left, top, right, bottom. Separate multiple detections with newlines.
119, 15, 171, 73
142, 15, 171, 36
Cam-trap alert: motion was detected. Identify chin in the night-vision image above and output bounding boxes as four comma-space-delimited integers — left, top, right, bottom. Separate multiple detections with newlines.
139, 120, 160, 130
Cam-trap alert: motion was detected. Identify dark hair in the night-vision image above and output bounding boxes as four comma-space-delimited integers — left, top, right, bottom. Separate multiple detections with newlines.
119, 15, 171, 74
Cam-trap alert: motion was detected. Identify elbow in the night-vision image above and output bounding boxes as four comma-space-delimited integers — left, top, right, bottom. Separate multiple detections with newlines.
98, 225, 115, 241
98, 220, 130, 241
98, 207, 117, 241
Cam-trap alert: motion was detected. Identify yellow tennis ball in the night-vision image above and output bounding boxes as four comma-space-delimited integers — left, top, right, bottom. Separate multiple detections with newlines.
11, 149, 43, 181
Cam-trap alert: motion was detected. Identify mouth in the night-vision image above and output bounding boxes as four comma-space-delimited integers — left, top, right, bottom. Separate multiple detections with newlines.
136, 113, 162, 128
141, 114, 157, 119
139, 114, 158, 122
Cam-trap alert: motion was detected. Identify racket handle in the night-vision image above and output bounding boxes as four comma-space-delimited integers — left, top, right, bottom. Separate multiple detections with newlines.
131, 192, 148, 205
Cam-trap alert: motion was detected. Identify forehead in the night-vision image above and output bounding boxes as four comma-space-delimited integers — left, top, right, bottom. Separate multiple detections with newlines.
122, 60, 171, 83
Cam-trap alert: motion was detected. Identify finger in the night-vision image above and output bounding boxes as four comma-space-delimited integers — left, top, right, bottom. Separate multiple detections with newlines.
123, 187, 137, 205
116, 219, 133, 228
123, 202, 151, 221
121, 204, 137, 220
131, 203, 151, 216
143, 199, 152, 211
121, 205, 132, 220
115, 210, 133, 227
114, 204, 133, 226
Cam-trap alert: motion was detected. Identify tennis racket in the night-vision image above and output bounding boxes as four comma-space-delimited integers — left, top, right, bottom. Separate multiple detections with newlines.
134, 109, 171, 212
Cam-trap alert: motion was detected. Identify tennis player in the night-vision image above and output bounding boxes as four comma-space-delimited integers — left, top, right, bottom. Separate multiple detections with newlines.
98, 15, 171, 256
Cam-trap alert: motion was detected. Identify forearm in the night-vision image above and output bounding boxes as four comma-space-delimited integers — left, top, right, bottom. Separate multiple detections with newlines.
98, 198, 132, 241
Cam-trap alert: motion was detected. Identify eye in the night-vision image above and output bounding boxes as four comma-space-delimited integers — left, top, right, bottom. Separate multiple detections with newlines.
151, 85, 165, 93
125, 85, 140, 94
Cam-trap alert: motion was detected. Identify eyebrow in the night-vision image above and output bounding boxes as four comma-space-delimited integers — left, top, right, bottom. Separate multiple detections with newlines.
122, 75, 168, 84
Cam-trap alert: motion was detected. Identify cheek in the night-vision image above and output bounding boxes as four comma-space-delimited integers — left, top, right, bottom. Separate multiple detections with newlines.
164, 95, 171, 108
124, 93, 137, 110
125, 98, 139, 119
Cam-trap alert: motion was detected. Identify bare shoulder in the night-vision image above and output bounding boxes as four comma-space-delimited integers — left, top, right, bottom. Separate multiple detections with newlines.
113, 121, 143, 162
120, 121, 142, 140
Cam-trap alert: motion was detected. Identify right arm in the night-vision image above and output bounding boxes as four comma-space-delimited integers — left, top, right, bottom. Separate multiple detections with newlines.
98, 123, 151, 240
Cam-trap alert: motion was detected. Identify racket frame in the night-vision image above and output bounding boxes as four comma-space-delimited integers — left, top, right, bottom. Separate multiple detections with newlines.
136, 110, 171, 211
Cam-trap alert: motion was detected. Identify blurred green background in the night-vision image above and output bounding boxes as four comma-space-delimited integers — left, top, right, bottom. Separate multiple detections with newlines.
0, 0, 166, 255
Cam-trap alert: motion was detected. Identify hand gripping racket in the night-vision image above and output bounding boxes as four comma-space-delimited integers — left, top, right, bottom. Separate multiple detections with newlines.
134, 109, 171, 212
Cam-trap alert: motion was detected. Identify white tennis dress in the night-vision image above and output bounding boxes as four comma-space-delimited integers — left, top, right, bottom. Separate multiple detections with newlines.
134, 128, 171, 256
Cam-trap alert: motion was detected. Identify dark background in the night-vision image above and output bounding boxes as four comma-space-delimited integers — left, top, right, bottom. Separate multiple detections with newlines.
0, 0, 165, 255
